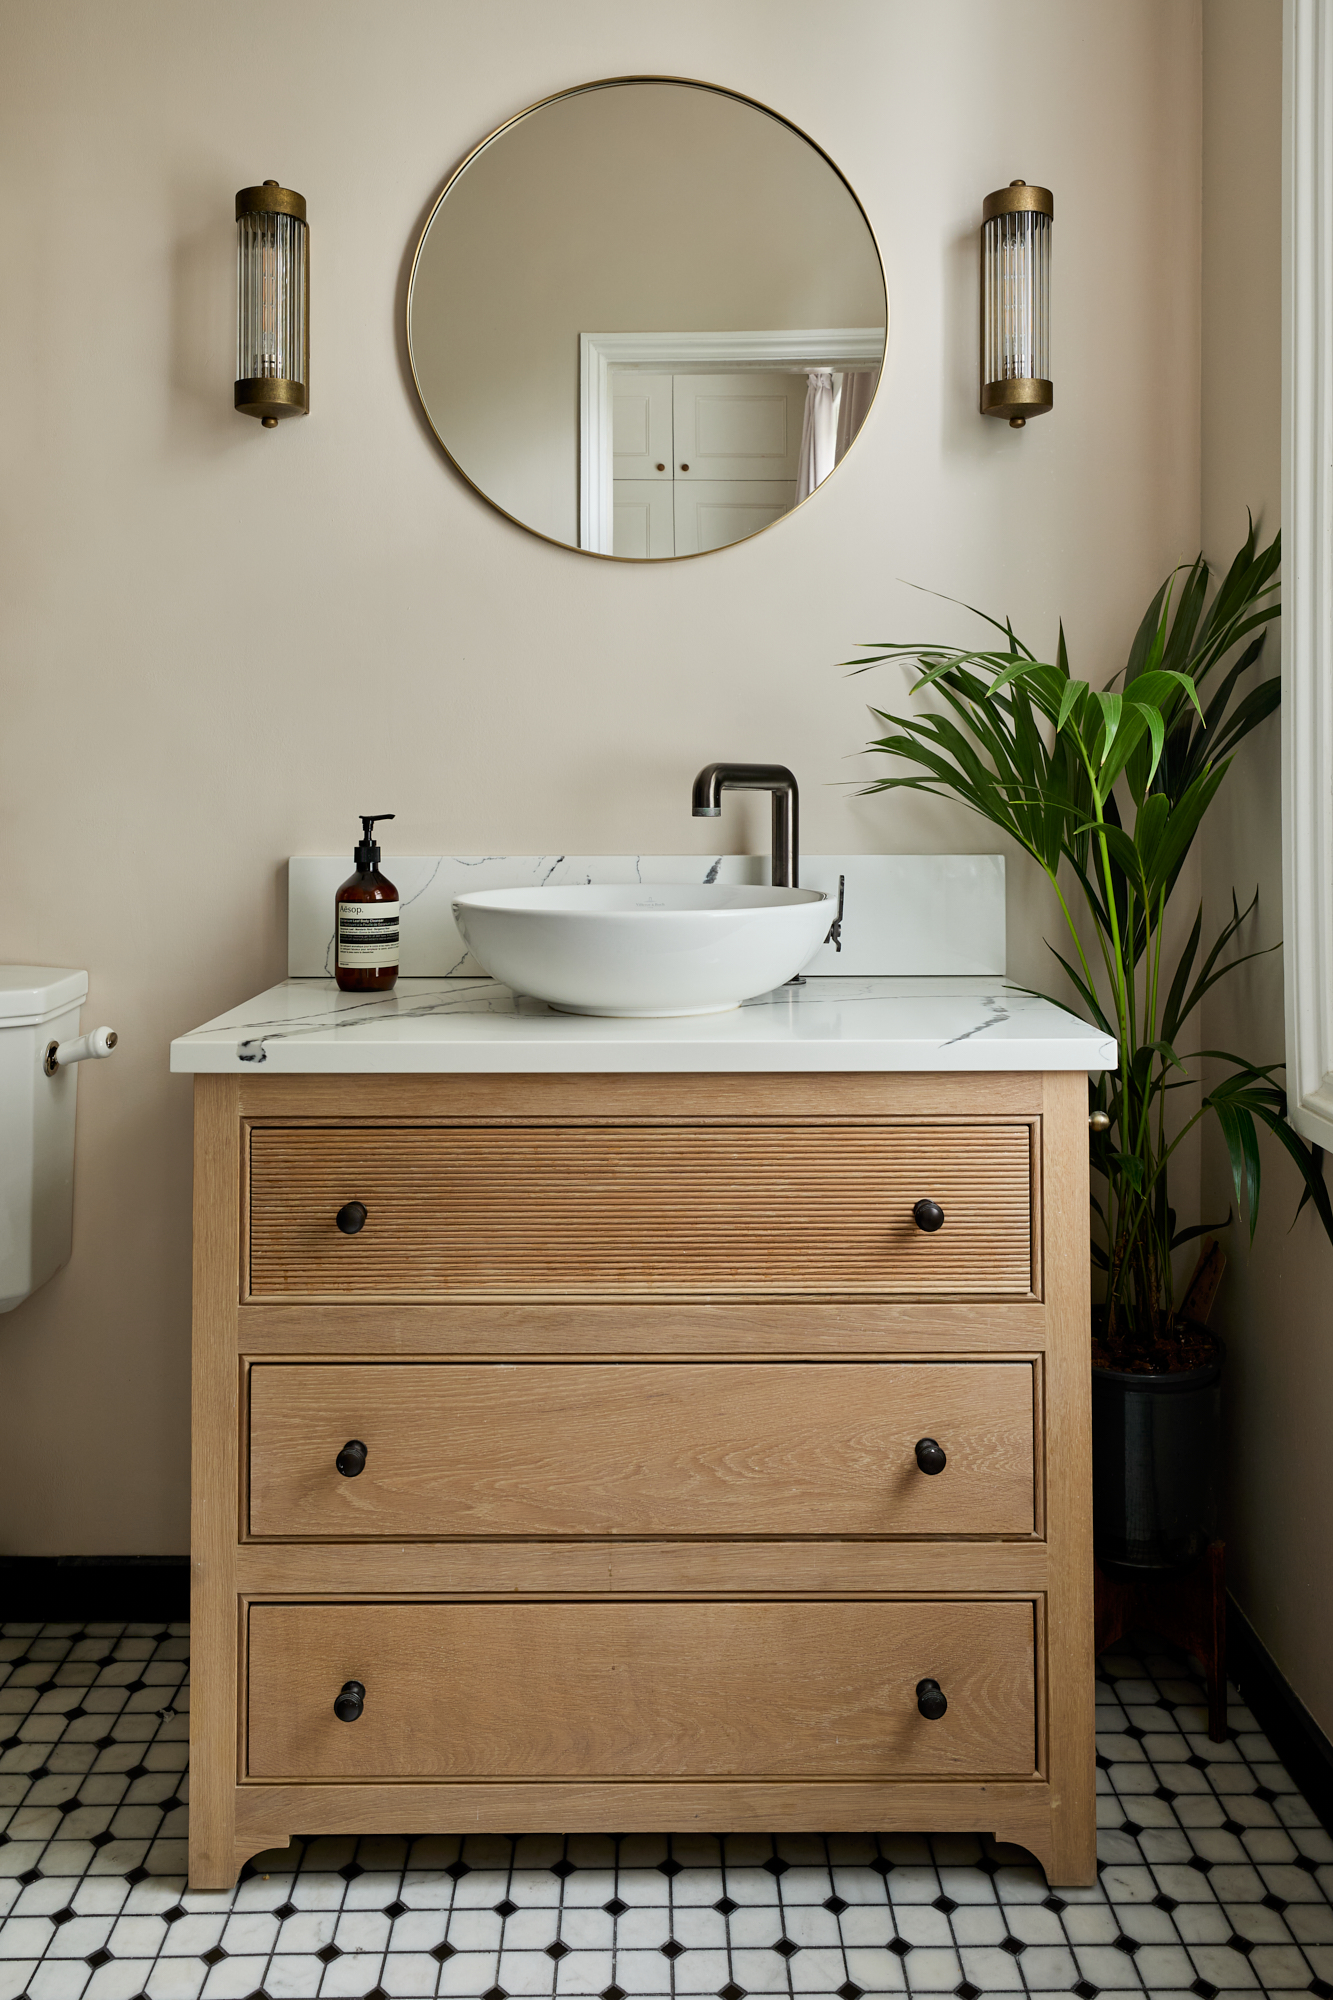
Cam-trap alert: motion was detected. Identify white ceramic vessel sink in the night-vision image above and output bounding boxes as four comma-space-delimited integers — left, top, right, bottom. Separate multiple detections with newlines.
452, 883, 830, 1017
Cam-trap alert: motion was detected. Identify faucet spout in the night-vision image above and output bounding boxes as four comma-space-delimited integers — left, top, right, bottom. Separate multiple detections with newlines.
690, 762, 799, 887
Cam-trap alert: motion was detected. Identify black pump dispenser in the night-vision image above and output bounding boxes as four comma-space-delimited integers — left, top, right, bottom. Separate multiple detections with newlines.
335, 813, 399, 993
353, 814, 393, 869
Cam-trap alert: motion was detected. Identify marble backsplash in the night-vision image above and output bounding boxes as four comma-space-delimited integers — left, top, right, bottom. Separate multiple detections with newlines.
288, 855, 1006, 979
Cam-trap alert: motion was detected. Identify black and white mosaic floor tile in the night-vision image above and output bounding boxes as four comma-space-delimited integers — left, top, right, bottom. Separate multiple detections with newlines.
1, 1624, 1331, 2000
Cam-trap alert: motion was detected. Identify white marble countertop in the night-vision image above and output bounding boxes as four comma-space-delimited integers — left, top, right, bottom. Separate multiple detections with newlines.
169, 977, 1116, 1074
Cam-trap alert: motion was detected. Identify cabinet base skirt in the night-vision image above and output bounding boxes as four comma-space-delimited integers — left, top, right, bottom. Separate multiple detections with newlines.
191, 1778, 1095, 1894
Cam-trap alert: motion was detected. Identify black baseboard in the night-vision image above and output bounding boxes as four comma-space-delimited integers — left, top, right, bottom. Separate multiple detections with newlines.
1228, 1592, 1333, 1833
0, 1556, 189, 1625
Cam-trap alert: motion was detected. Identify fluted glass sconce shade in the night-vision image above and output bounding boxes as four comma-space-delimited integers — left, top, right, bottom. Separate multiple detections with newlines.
235, 181, 308, 427
981, 180, 1052, 428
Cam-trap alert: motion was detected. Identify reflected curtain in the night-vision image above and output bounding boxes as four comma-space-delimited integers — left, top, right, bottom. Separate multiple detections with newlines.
795, 370, 836, 503
835, 366, 880, 464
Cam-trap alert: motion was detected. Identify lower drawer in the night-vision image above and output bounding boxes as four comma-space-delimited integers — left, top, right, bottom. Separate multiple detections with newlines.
245, 1598, 1036, 1781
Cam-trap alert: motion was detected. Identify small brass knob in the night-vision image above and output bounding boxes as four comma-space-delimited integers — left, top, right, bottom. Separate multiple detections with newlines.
656, 463, 665, 471
1089, 1111, 1110, 1133
680, 462, 690, 471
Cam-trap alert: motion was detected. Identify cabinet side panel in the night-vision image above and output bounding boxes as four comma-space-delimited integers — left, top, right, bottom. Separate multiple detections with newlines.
190, 1076, 243, 1890
1041, 1071, 1097, 1883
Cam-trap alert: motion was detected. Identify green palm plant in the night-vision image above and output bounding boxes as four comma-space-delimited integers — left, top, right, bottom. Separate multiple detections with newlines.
850, 522, 1333, 1359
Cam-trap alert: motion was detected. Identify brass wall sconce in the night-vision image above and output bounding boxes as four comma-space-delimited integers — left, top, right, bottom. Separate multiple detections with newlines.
981, 179, 1052, 428
235, 180, 308, 428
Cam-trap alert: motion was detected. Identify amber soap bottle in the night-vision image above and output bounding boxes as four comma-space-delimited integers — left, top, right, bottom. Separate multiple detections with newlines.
335, 815, 400, 992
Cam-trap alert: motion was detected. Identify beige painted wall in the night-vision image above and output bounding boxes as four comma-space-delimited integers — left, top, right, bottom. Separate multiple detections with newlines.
0, 0, 1201, 1554
410, 81, 885, 545
1201, 0, 1333, 1739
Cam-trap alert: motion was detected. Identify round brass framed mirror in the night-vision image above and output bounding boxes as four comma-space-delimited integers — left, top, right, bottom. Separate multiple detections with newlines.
407, 77, 887, 561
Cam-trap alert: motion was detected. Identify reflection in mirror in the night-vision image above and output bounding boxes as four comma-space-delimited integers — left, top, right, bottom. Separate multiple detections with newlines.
407, 79, 887, 560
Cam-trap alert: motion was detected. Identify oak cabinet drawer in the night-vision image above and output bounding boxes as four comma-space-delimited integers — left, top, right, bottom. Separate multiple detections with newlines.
246, 1597, 1036, 1780
248, 1361, 1036, 1539
246, 1123, 1035, 1301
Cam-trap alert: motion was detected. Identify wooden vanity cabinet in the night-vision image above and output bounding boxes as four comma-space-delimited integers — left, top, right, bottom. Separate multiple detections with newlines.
190, 1069, 1095, 1890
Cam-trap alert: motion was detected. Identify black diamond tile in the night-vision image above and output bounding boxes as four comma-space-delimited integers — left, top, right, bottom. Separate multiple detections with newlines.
826, 1893, 850, 1914
430, 1943, 456, 1963
888, 1938, 913, 1958
605, 1897, 629, 1916
718, 1985, 746, 2000
1222, 1819, 1246, 1837
1095, 1752, 1112, 1770
1123, 1723, 1145, 1739
316, 1945, 342, 1965
162, 1905, 186, 1924
955, 1985, 983, 2000
124, 1867, 148, 1885
93, 1736, 115, 1750
657, 1857, 683, 1877
85, 1948, 113, 1968
274, 1902, 297, 1921
382, 1900, 407, 1920
482, 1987, 508, 2000
201, 1946, 228, 1966
1295, 1853, 1322, 1874
1262, 1891, 1289, 1913
89, 1831, 115, 1849
494, 1898, 518, 1918
1227, 1934, 1256, 1957
1254, 1784, 1278, 1803
1187, 1854, 1214, 1873
1153, 1892, 1179, 1913
1000, 1936, 1026, 1956
762, 1856, 789, 1876
1042, 1894, 1067, 1913
1190, 1981, 1219, 2000
932, 1893, 957, 1915
1072, 1984, 1100, 2000
976, 1855, 1000, 1876
601, 1988, 626, 2000
662, 1940, 687, 1960
50, 1907, 75, 1927
338, 1861, 364, 1882
124, 1678, 146, 1693
1187, 1753, 1210, 1770
773, 1939, 800, 1959
1309, 1980, 1333, 2000
836, 1984, 864, 2000
546, 1942, 570, 1961
124, 1763, 147, 1780
869, 1855, 895, 1876
1112, 1934, 1140, 1956
444, 1859, 471, 1881
1154, 1784, 1177, 1802
714, 1895, 738, 1914
365, 1989, 389, 2000
1119, 1818, 1143, 1838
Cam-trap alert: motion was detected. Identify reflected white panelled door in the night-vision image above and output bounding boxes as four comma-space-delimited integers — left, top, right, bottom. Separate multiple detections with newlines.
611, 371, 803, 558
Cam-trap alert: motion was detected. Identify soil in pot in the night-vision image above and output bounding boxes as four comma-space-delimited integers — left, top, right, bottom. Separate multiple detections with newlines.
1091, 1322, 1222, 1571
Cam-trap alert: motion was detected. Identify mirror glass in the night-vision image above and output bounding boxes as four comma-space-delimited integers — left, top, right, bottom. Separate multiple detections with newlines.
407, 79, 887, 560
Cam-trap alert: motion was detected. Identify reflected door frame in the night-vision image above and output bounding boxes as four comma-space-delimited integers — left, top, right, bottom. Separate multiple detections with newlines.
579, 327, 884, 556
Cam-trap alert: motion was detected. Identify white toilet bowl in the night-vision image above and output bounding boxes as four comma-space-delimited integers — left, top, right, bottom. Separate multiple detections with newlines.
0, 967, 89, 1312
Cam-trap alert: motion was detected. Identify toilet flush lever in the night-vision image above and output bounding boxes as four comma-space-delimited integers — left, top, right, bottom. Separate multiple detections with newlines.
44, 1027, 118, 1076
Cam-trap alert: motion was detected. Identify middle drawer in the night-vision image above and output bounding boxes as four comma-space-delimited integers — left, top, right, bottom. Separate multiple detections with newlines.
248, 1361, 1037, 1539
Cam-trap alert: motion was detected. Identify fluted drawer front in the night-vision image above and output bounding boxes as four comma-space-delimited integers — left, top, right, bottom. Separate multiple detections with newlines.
248, 1360, 1036, 1539
246, 1598, 1036, 1781
246, 1123, 1034, 1300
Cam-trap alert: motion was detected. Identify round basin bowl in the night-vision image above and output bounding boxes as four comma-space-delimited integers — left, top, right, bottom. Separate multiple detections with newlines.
452, 883, 830, 1017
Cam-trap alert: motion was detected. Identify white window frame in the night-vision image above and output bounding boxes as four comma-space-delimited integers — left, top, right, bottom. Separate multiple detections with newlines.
1283, 0, 1333, 1145
578, 327, 885, 555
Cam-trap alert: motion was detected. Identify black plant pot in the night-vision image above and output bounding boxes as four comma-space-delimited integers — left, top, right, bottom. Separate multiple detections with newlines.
1091, 1337, 1223, 1570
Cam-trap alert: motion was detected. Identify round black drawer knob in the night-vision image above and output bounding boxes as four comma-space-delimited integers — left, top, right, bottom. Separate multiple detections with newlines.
912, 1198, 945, 1233
336, 1440, 368, 1478
336, 1201, 368, 1235
334, 1679, 365, 1722
916, 1677, 948, 1721
914, 1437, 947, 1476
